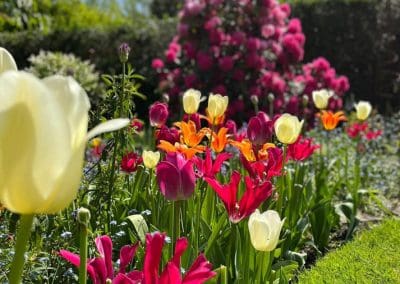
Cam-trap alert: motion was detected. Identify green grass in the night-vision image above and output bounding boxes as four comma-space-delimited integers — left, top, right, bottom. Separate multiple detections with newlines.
299, 218, 400, 284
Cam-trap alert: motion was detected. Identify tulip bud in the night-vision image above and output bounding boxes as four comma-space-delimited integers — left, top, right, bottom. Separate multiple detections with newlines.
121, 152, 143, 173
119, 42, 131, 63
267, 93, 275, 103
207, 93, 229, 120
183, 89, 201, 114
162, 93, 170, 104
0, 47, 17, 73
149, 102, 169, 127
302, 94, 309, 107
248, 209, 284, 252
142, 150, 161, 169
312, 89, 333, 109
77, 207, 91, 225
250, 95, 259, 105
354, 101, 372, 121
274, 113, 304, 144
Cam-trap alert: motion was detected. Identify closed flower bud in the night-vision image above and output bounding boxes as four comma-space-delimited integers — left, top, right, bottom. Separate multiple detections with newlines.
267, 93, 275, 103
183, 89, 201, 114
119, 43, 131, 63
142, 150, 160, 169
207, 93, 229, 120
77, 207, 91, 225
248, 209, 284, 252
274, 113, 304, 144
0, 47, 17, 73
312, 89, 333, 109
354, 101, 372, 121
250, 95, 259, 105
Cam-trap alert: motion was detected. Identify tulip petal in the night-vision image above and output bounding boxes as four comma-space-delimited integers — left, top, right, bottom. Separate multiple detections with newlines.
159, 262, 182, 283
119, 243, 139, 274
183, 254, 216, 284
144, 232, 166, 283
0, 48, 17, 73
0, 71, 73, 213
87, 118, 130, 141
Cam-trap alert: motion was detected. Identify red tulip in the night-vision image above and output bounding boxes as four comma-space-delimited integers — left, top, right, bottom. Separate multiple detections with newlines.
247, 111, 274, 145
156, 152, 196, 200
121, 152, 143, 173
192, 148, 232, 179
205, 171, 273, 223
287, 136, 320, 161
155, 125, 180, 144
149, 102, 169, 127
241, 147, 283, 182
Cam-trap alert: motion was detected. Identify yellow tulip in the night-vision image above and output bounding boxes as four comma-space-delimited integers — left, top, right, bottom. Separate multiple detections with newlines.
183, 89, 201, 114
0, 47, 17, 73
142, 150, 160, 169
207, 93, 229, 120
274, 113, 303, 144
354, 101, 372, 121
312, 89, 333, 109
0, 70, 129, 214
248, 209, 284, 252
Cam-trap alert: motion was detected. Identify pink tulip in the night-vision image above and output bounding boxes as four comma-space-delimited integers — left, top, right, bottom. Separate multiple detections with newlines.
156, 152, 196, 200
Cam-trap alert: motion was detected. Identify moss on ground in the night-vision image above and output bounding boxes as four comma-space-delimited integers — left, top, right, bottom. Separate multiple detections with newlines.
299, 218, 400, 284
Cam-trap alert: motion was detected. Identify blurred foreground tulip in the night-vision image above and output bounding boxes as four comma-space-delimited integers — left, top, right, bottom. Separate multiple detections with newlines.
248, 209, 284, 252
354, 101, 372, 121
0, 47, 17, 73
312, 89, 333, 110
274, 114, 303, 144
183, 88, 201, 114
287, 136, 320, 161
207, 93, 228, 121
156, 152, 196, 200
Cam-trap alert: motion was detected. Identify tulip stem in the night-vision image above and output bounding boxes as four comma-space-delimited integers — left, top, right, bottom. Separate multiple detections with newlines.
79, 219, 89, 284
9, 214, 34, 284
171, 200, 181, 255
277, 145, 287, 215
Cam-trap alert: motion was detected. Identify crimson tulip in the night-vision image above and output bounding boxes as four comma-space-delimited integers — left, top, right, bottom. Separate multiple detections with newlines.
156, 152, 196, 200
205, 171, 273, 223
120, 152, 143, 173
287, 136, 320, 161
192, 148, 231, 178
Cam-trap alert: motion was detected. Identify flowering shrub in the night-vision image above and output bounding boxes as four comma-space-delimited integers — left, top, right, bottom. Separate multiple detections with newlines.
152, 0, 349, 123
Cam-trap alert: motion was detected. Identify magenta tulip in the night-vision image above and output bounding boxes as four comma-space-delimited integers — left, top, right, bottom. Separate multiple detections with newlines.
156, 152, 196, 200
247, 111, 274, 145
149, 102, 169, 128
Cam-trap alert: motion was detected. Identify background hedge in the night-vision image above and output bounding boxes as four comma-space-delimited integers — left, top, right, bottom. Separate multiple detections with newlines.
0, 0, 398, 114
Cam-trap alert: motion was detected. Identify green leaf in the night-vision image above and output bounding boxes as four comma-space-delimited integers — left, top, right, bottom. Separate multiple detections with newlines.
126, 214, 148, 243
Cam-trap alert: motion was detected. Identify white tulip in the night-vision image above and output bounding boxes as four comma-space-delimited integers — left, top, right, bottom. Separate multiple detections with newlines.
354, 101, 372, 121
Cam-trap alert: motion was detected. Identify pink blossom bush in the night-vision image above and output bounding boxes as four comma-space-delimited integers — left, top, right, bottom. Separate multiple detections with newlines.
152, 0, 349, 124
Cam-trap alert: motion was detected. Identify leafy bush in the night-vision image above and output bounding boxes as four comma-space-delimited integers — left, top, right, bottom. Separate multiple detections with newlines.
299, 218, 400, 283
26, 50, 100, 98
152, 0, 350, 122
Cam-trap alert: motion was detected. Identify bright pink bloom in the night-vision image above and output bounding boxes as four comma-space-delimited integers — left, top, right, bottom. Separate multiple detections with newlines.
347, 122, 369, 139
152, 58, 165, 70
156, 152, 196, 200
225, 119, 237, 136
205, 171, 273, 223
149, 102, 169, 127
192, 148, 232, 178
365, 129, 383, 141
241, 147, 284, 181
247, 111, 274, 145
287, 18, 302, 34
287, 136, 320, 161
130, 118, 144, 132
121, 152, 143, 173
59, 235, 141, 284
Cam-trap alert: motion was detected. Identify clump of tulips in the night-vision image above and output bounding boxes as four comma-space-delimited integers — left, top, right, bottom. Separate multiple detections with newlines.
0, 45, 382, 284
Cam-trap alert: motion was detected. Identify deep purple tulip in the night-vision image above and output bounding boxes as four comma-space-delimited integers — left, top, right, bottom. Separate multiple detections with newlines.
156, 152, 196, 200
149, 102, 169, 128
247, 111, 274, 145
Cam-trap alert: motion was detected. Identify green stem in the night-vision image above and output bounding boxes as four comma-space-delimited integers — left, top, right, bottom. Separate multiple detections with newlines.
171, 200, 181, 256
277, 145, 287, 215
79, 223, 88, 284
9, 214, 34, 284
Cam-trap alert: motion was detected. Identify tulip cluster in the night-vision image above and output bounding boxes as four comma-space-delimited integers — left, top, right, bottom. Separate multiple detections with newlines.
152, 0, 349, 122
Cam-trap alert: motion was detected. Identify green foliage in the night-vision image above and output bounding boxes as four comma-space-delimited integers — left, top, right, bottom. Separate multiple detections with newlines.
26, 50, 101, 100
299, 218, 400, 283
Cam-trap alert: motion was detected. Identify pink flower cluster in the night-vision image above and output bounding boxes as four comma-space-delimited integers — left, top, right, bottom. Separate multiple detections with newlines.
152, 0, 350, 123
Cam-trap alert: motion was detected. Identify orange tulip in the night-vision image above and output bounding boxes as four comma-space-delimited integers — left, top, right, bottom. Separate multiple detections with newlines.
174, 120, 207, 147
319, 110, 347, 130
230, 139, 276, 162
157, 140, 205, 159
211, 127, 229, 153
